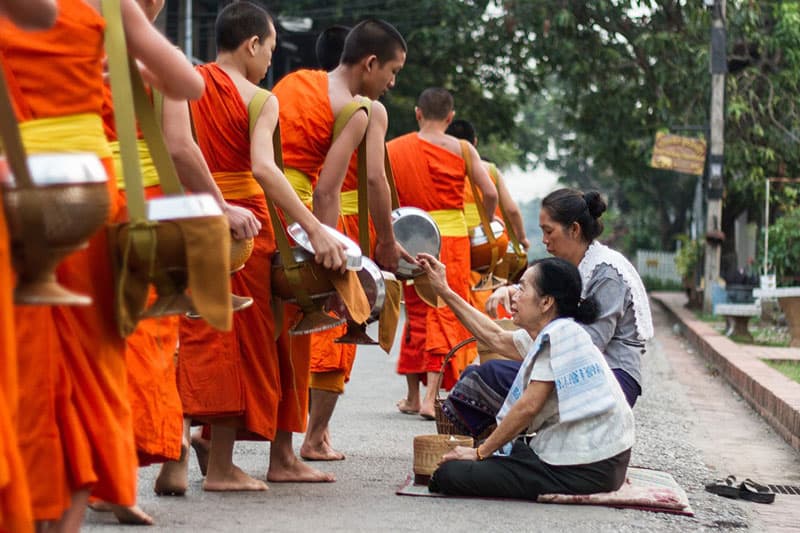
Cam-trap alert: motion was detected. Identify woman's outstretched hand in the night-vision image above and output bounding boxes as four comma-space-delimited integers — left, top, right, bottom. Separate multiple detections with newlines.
416, 253, 449, 295
439, 445, 478, 464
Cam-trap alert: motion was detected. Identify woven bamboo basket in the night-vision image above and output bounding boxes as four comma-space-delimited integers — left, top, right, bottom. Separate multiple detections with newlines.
434, 337, 477, 435
412, 434, 473, 485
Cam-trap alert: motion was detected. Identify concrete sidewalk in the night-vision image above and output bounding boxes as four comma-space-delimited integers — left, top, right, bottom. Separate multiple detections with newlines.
652, 291, 800, 453
83, 303, 793, 532
652, 292, 800, 532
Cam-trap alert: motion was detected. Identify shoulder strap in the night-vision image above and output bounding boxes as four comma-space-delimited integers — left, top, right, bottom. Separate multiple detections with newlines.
488, 163, 523, 255
102, 0, 146, 220
130, 67, 183, 196
460, 140, 494, 243
247, 87, 316, 314
332, 98, 370, 253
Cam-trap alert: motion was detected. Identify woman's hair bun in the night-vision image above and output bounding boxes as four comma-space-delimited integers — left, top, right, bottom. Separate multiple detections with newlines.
583, 191, 607, 219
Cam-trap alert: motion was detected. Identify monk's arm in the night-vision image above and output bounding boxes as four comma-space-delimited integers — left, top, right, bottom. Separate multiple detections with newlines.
468, 143, 498, 220
314, 109, 369, 227
365, 102, 400, 271
251, 97, 346, 271
161, 95, 261, 240
110, 0, 203, 100
0, 0, 56, 29
417, 253, 521, 360
494, 169, 529, 249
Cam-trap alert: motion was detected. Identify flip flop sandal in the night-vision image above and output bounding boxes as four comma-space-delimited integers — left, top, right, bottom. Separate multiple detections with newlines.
705, 475, 740, 499
739, 478, 776, 504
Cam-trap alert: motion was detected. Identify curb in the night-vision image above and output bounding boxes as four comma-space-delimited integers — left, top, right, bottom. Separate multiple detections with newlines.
652, 292, 800, 453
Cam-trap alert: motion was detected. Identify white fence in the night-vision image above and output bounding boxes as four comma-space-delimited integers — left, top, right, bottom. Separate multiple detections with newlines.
635, 250, 681, 283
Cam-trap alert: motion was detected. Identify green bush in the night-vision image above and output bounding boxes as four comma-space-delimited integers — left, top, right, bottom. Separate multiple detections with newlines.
674, 235, 703, 284
764, 209, 800, 284
641, 276, 683, 292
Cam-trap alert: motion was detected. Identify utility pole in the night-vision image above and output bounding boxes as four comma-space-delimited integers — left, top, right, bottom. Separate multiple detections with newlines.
703, 0, 726, 312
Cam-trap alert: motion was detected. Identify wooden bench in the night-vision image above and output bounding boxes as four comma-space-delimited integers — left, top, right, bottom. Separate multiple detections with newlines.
714, 303, 761, 342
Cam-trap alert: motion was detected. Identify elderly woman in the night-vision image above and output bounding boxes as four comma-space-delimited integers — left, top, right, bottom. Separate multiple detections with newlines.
483, 188, 653, 407
417, 253, 633, 499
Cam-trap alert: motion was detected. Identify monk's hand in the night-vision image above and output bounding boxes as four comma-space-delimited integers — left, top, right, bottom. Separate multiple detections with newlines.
416, 253, 448, 294
439, 446, 478, 465
223, 203, 261, 240
373, 239, 400, 273
308, 226, 348, 273
485, 285, 517, 318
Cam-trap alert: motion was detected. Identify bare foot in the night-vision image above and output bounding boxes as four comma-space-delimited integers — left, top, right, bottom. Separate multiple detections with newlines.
191, 432, 210, 476
396, 398, 419, 414
109, 504, 154, 525
300, 440, 345, 461
154, 440, 189, 496
203, 465, 268, 492
419, 401, 436, 421
88, 501, 113, 512
267, 455, 336, 482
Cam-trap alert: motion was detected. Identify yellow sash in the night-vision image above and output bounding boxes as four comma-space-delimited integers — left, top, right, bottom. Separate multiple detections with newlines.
340, 189, 359, 216
463, 202, 480, 228
213, 170, 261, 200
285, 167, 313, 207
110, 139, 159, 190
429, 209, 468, 237
18, 113, 111, 158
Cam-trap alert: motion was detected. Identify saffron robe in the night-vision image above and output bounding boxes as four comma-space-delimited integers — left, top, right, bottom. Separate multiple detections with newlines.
177, 63, 280, 440
387, 133, 473, 389
0, 0, 137, 517
102, 86, 183, 465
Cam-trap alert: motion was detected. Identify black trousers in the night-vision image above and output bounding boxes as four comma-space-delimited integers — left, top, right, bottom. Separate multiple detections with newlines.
429, 439, 631, 501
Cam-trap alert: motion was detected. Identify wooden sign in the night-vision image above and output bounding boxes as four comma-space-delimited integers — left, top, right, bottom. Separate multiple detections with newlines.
650, 132, 707, 176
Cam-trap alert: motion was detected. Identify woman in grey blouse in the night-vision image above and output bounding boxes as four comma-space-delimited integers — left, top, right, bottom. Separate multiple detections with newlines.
486, 188, 653, 406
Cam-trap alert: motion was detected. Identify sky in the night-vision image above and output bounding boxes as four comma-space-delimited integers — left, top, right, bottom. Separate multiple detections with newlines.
501, 162, 560, 203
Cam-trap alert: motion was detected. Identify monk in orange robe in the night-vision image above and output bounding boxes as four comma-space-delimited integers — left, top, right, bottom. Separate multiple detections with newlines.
0, 5, 57, 533
272, 19, 407, 462
0, 0, 202, 529
446, 118, 530, 314
175, 2, 345, 491
387, 88, 498, 420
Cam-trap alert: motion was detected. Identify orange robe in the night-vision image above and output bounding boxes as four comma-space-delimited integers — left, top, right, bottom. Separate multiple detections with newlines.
272, 69, 350, 405
0, 198, 33, 532
177, 63, 280, 440
1, 0, 137, 518
387, 133, 473, 390
101, 86, 183, 465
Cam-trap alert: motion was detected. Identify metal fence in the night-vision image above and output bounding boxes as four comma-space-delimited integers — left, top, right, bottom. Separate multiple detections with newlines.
636, 250, 681, 283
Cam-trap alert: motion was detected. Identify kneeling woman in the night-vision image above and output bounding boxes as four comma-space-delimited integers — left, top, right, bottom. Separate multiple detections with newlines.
417, 254, 634, 500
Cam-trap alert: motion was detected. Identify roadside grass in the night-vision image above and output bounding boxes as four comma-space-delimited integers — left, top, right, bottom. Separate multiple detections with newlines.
763, 359, 800, 384
690, 310, 790, 347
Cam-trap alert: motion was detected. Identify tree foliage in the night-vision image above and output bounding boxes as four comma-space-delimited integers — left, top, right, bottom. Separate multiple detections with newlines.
268, 0, 800, 266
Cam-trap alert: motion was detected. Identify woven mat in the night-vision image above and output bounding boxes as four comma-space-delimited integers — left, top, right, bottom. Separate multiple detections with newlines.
396, 467, 694, 516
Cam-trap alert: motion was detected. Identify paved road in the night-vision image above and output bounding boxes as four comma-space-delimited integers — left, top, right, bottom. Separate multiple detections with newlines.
84, 302, 797, 532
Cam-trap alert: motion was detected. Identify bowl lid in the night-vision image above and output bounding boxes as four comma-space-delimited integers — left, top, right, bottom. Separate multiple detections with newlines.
3, 153, 107, 186
287, 222, 362, 271
146, 194, 223, 220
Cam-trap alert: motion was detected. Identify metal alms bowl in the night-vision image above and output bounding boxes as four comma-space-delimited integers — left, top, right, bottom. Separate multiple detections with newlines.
326, 256, 386, 323
469, 219, 509, 273
271, 246, 338, 302
118, 194, 224, 318
2, 153, 110, 305
391, 206, 441, 279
